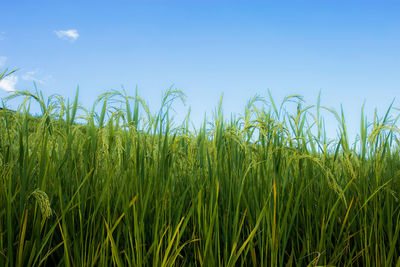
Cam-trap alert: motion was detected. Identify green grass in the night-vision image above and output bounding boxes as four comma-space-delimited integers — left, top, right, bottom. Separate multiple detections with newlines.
0, 85, 400, 266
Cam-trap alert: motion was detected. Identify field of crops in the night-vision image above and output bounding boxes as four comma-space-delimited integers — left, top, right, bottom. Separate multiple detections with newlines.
1, 86, 400, 266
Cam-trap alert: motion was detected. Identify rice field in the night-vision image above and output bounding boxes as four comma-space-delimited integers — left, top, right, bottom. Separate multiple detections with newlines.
1, 85, 400, 266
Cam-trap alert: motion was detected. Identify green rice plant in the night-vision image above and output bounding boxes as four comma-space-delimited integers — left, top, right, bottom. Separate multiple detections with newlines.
0, 83, 399, 266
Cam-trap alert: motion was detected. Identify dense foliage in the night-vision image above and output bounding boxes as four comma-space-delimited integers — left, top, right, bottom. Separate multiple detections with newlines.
1, 87, 400, 266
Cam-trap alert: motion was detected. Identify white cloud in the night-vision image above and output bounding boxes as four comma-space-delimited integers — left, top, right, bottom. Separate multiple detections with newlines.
0, 75, 18, 92
0, 56, 6, 68
54, 29, 79, 42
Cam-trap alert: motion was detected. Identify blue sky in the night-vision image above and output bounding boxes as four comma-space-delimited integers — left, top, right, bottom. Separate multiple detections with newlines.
1, 0, 399, 140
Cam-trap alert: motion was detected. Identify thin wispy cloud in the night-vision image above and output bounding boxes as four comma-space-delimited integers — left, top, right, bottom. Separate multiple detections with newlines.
54, 29, 79, 42
0, 56, 7, 68
22, 69, 52, 84
0, 75, 18, 92
0, 32, 5, 40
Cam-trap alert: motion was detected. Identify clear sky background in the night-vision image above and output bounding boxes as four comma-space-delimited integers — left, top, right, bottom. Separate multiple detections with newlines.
1, 0, 399, 141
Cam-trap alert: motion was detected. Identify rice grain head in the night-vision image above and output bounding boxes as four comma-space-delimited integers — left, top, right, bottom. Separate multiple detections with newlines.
29, 189, 53, 219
